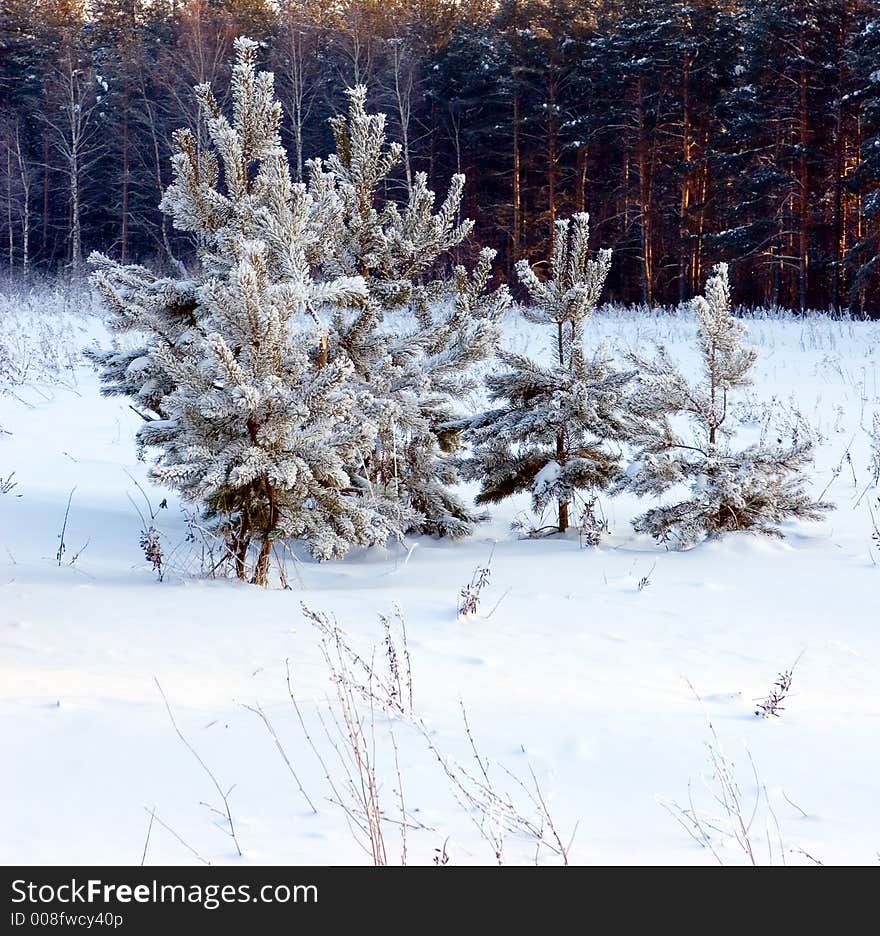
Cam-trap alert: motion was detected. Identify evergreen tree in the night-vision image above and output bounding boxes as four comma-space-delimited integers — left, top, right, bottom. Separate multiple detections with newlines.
463, 213, 636, 535
90, 37, 396, 582
308, 85, 510, 538
622, 264, 832, 547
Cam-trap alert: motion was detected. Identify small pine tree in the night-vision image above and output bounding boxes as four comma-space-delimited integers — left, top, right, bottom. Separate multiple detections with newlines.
89, 38, 397, 583
307, 87, 511, 538
463, 213, 636, 534
622, 264, 832, 547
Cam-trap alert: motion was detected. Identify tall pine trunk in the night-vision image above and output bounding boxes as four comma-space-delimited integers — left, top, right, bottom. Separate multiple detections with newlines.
6, 144, 13, 272
636, 78, 653, 306
121, 111, 130, 262
797, 28, 810, 312
556, 319, 568, 533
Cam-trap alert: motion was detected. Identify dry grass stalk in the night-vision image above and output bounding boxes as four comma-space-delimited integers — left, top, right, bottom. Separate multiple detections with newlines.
458, 548, 494, 618
290, 604, 572, 865
415, 700, 574, 865
755, 652, 803, 718
577, 498, 610, 548
287, 605, 421, 865
661, 680, 819, 866
241, 701, 317, 813
154, 678, 242, 857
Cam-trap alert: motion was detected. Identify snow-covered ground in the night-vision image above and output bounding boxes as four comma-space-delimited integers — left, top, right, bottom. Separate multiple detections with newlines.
2, 285, 879, 866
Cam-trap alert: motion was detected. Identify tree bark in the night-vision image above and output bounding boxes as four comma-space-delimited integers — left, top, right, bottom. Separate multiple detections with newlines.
15, 124, 30, 276
797, 28, 810, 312
636, 78, 653, 305
6, 143, 13, 272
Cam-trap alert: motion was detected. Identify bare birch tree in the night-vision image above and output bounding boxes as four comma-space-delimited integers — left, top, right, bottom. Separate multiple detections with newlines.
41, 46, 104, 272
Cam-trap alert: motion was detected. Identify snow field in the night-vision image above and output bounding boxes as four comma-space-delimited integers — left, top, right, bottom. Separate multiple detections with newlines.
1, 290, 879, 865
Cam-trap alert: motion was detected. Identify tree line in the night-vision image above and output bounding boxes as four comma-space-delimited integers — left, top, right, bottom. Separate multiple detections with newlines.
2, 0, 880, 314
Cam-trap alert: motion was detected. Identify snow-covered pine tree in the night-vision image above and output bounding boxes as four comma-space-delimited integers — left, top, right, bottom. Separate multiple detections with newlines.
306, 86, 511, 538
463, 213, 637, 535
622, 263, 832, 547
89, 37, 398, 583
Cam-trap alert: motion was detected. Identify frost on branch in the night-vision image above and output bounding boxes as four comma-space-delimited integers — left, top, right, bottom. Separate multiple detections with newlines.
461, 214, 639, 535
621, 264, 833, 547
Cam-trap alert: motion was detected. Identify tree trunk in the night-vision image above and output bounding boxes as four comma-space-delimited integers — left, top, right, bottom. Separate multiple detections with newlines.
557, 496, 569, 533
831, 101, 844, 315
556, 424, 568, 533
693, 128, 709, 293
636, 79, 653, 305
70, 143, 81, 272
16, 126, 29, 277
512, 84, 522, 266
392, 40, 412, 192
428, 97, 437, 189
233, 512, 251, 581
830, 4, 851, 315
142, 87, 178, 266
6, 144, 13, 272
251, 537, 272, 587
547, 68, 558, 238
556, 320, 568, 533
575, 144, 587, 212
42, 136, 49, 263
251, 479, 279, 587
121, 112, 129, 262
797, 32, 810, 312
679, 53, 693, 303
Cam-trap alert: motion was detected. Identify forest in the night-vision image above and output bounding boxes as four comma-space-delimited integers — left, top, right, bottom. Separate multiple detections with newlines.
1, 0, 880, 314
